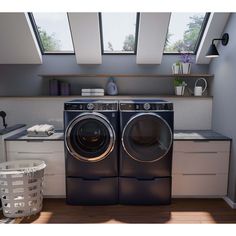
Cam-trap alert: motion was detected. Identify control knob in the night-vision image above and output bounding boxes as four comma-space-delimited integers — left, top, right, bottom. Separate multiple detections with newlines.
143, 103, 151, 110
87, 103, 95, 110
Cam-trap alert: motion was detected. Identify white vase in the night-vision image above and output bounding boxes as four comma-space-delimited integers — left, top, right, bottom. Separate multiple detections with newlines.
181, 63, 191, 74
172, 63, 181, 74
175, 86, 185, 96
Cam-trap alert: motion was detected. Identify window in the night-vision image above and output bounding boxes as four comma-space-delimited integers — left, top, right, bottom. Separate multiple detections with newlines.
164, 13, 209, 54
30, 13, 74, 53
100, 13, 139, 54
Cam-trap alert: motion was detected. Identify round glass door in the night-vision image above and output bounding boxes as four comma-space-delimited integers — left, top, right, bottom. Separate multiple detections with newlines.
122, 113, 172, 162
65, 113, 115, 162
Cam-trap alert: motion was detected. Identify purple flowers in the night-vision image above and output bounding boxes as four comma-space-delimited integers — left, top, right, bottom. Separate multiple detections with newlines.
179, 52, 193, 63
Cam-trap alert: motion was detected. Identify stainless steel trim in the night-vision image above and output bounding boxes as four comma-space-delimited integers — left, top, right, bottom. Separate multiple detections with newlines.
119, 100, 173, 103
121, 113, 173, 163
64, 110, 118, 112
67, 100, 119, 103
65, 112, 116, 162
119, 110, 173, 112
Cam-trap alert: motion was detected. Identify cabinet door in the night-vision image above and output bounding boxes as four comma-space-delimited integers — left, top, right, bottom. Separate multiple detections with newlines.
7, 152, 65, 175
174, 141, 230, 152
172, 174, 228, 196
172, 152, 230, 174
43, 174, 66, 196
6, 141, 64, 153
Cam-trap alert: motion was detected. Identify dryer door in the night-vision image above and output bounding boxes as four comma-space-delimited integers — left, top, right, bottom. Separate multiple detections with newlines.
65, 113, 115, 162
122, 113, 172, 162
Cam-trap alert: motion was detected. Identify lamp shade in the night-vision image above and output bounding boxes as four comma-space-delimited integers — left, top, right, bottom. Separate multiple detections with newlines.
206, 43, 219, 58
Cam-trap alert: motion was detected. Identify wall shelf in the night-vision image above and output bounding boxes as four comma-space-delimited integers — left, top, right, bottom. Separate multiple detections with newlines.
38, 74, 214, 78
0, 95, 213, 99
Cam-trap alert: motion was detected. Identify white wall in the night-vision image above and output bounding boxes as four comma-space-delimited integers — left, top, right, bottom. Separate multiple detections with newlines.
209, 13, 236, 202
0, 97, 212, 130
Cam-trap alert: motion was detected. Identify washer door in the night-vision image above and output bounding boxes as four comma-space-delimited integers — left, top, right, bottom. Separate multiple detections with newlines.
65, 113, 115, 162
122, 113, 172, 162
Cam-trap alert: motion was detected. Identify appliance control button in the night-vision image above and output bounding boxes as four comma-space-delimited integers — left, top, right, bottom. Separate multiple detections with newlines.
87, 103, 95, 110
163, 104, 169, 110
143, 103, 151, 110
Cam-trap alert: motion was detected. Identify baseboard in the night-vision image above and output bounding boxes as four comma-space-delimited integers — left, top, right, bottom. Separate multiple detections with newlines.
223, 196, 236, 209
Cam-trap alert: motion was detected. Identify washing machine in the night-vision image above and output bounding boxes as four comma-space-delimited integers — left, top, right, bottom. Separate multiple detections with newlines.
64, 99, 119, 205
119, 99, 174, 204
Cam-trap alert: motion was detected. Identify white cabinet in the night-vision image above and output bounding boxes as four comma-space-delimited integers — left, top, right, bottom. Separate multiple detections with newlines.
6, 140, 65, 197
172, 140, 230, 197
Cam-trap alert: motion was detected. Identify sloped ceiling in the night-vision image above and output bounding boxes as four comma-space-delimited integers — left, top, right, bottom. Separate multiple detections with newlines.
0, 13, 42, 64
68, 13, 102, 64
136, 13, 171, 64
0, 12, 231, 65
196, 13, 230, 64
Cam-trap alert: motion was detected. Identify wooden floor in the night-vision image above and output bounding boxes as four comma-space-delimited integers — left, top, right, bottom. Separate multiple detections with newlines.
3, 198, 231, 224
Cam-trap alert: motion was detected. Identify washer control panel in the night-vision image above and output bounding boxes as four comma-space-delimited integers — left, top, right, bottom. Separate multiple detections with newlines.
143, 103, 151, 110
64, 101, 118, 111
87, 103, 95, 110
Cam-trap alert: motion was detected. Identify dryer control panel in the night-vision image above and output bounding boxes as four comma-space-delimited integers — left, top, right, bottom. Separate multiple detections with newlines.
119, 101, 173, 111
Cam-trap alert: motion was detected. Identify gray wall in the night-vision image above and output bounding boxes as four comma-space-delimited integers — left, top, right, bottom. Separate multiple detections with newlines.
209, 13, 236, 202
0, 55, 208, 96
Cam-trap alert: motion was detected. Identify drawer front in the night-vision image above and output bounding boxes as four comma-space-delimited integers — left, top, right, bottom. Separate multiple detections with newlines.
7, 152, 65, 175
172, 174, 228, 196
174, 141, 230, 152
172, 152, 230, 174
6, 141, 64, 153
119, 177, 171, 205
43, 174, 66, 196
66, 177, 118, 204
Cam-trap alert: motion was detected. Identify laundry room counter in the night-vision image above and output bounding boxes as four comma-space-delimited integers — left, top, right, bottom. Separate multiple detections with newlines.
174, 130, 231, 141
5, 130, 231, 141
5, 130, 64, 141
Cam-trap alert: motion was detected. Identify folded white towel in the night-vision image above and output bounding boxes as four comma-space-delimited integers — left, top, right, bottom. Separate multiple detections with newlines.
27, 124, 55, 137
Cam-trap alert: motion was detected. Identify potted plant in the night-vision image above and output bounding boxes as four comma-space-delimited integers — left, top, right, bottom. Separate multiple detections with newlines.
174, 77, 187, 96
180, 52, 193, 74
172, 60, 181, 74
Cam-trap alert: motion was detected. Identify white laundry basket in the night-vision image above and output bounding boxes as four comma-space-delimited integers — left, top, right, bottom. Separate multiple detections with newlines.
0, 160, 46, 218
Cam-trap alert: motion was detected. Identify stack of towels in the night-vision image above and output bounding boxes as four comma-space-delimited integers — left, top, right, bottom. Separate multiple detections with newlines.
27, 124, 55, 137
81, 88, 104, 96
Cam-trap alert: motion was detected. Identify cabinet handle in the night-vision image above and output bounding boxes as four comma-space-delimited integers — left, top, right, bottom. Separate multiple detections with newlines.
183, 151, 218, 154
193, 140, 210, 143
44, 174, 56, 176
182, 173, 217, 176
26, 140, 45, 142
17, 152, 54, 154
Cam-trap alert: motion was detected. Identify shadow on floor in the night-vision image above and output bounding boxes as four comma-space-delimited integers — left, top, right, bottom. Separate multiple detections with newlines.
20, 198, 236, 224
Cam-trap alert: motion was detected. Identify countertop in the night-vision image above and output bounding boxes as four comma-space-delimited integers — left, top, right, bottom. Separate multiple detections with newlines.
174, 130, 231, 141
6, 130, 231, 141
0, 124, 25, 135
6, 130, 64, 141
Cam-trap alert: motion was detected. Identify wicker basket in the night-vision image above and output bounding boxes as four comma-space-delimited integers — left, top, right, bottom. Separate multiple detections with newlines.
0, 160, 46, 218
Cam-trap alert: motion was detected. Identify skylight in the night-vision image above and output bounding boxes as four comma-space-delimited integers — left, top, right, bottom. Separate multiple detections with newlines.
30, 13, 74, 53
100, 13, 139, 54
164, 13, 209, 54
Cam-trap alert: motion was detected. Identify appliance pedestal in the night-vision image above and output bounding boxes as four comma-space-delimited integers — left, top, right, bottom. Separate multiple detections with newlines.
119, 177, 171, 205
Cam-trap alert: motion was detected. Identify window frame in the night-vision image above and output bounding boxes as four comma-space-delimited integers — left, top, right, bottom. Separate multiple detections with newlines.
28, 12, 75, 55
99, 12, 140, 55
163, 12, 210, 55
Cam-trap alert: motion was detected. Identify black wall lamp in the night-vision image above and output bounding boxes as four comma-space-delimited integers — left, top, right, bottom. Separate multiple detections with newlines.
206, 33, 229, 58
